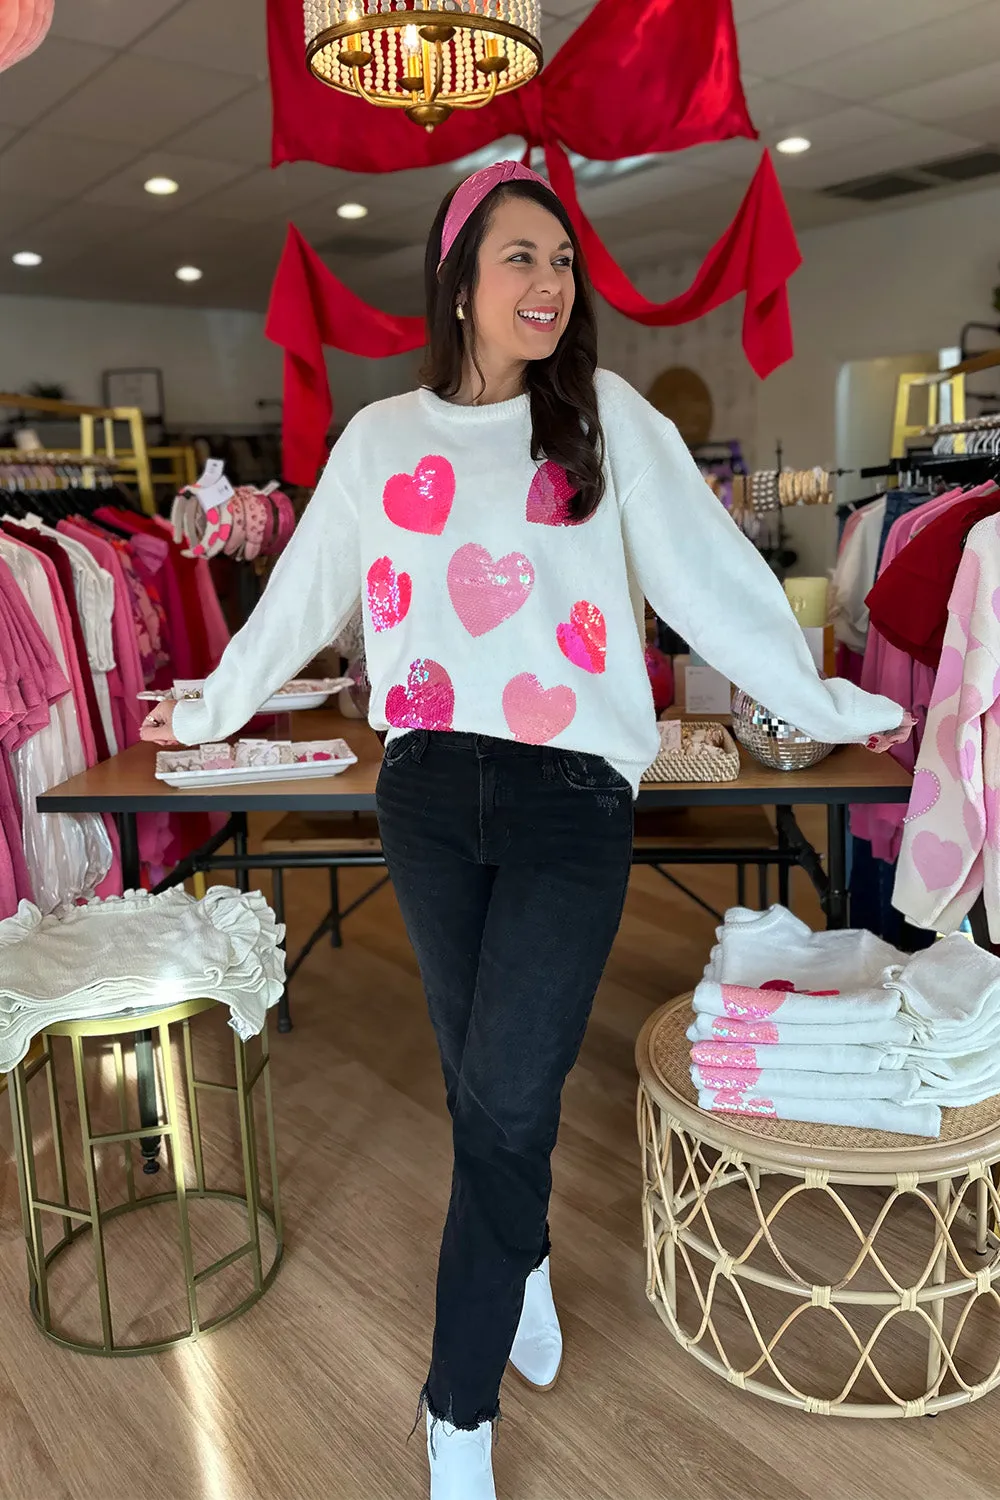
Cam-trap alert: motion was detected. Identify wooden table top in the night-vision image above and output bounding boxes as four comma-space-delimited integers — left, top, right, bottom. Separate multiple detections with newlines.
38, 710, 913, 814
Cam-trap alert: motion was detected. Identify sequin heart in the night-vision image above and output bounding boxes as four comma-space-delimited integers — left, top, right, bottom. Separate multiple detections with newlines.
366, 555, 411, 632
905, 769, 941, 822
911, 831, 964, 892
385, 659, 454, 731
502, 672, 576, 744
556, 600, 606, 674
447, 543, 534, 636
526, 460, 580, 526
382, 456, 454, 535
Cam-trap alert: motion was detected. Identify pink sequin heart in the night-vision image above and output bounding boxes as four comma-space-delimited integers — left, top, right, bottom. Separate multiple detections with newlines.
911, 830, 964, 892
447, 543, 534, 636
366, 555, 412, 632
556, 600, 606, 674
502, 672, 576, 744
526, 460, 580, 527
721, 984, 785, 1019
383, 456, 454, 535
905, 768, 940, 822
385, 659, 454, 731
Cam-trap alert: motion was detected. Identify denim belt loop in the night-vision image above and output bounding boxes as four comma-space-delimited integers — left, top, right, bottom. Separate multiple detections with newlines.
411, 730, 430, 763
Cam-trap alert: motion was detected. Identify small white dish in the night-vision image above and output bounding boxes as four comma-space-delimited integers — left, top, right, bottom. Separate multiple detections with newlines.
155, 754, 358, 790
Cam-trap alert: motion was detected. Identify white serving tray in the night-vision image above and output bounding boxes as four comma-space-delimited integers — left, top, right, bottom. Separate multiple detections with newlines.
139, 678, 353, 715
155, 754, 357, 790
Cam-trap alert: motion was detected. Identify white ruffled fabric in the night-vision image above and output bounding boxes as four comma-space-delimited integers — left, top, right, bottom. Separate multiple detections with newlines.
0, 887, 285, 1070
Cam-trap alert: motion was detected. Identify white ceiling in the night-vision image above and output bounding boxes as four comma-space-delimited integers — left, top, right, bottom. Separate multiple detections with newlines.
1, 0, 999, 311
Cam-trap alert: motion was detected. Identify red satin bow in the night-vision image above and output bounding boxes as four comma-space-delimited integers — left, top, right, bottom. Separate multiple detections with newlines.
264, 0, 803, 485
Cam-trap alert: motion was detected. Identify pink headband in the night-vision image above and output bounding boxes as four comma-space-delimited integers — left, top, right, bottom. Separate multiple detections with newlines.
438, 159, 552, 268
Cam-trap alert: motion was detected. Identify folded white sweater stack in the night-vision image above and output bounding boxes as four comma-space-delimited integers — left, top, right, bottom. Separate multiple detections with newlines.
0, 887, 285, 1071
688, 907, 1000, 1139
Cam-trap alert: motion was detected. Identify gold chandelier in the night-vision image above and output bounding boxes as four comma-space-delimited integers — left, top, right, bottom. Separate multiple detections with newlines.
304, 0, 543, 130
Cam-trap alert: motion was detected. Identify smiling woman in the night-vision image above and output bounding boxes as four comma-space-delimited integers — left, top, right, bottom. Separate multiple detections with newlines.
422, 163, 604, 523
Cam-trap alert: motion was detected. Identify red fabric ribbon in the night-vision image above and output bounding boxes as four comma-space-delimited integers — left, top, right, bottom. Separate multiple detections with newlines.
268, 0, 754, 171
545, 142, 800, 379
265, 225, 425, 484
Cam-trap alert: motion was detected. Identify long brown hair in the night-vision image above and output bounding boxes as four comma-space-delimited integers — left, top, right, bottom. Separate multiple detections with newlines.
421, 178, 606, 521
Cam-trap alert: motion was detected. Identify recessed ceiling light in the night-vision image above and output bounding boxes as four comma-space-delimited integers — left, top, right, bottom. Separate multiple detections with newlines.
776, 136, 811, 155
175, 265, 203, 283
12, 250, 42, 267
337, 202, 368, 220
145, 175, 179, 195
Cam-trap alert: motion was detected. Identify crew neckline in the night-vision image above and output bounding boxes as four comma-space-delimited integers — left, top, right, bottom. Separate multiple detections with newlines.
418, 386, 530, 422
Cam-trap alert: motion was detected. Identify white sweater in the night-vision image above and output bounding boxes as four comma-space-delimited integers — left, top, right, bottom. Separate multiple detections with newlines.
173, 370, 903, 792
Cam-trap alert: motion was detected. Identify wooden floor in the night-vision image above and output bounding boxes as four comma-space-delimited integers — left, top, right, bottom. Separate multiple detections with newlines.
3, 811, 1000, 1500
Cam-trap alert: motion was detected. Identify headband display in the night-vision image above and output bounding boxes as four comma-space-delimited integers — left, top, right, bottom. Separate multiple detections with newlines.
438, 159, 552, 268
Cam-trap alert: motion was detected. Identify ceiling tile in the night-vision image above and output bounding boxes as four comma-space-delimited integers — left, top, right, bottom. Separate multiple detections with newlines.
0, 38, 115, 128
49, 0, 180, 48
84, 152, 252, 210
0, 132, 140, 199
745, 79, 847, 133
942, 102, 1000, 141
579, 163, 724, 221
674, 137, 766, 180
40, 54, 252, 146
540, 0, 593, 20
167, 88, 273, 166
768, 105, 911, 154
186, 162, 349, 222
880, 59, 1000, 124
0, 193, 63, 238
733, 0, 795, 20
784, 2, 1000, 102
774, 124, 983, 189
135, 0, 270, 80
0, 126, 16, 152
738, 0, 984, 79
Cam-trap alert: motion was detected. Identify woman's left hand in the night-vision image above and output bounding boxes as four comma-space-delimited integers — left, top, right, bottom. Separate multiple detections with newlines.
865, 711, 916, 754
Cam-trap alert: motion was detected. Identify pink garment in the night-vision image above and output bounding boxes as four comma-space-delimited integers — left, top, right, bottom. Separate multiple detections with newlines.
0, 528, 97, 768
851, 488, 986, 860
893, 513, 1000, 940
194, 559, 230, 666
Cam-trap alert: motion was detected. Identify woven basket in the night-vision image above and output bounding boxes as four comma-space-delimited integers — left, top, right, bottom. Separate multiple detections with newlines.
642, 721, 741, 784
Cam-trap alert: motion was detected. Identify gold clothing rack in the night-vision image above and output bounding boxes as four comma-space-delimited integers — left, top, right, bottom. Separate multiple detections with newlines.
0, 392, 154, 513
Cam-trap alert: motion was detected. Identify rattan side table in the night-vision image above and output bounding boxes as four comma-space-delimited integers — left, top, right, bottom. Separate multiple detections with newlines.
636, 994, 1000, 1417
7, 996, 283, 1355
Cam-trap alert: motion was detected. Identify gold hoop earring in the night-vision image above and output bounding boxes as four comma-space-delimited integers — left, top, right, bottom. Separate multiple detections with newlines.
456, 304, 466, 322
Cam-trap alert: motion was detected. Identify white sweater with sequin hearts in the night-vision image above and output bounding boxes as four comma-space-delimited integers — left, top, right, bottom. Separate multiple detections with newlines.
172, 370, 904, 793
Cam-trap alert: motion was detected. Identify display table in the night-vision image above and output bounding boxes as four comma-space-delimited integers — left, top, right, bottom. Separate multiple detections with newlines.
38, 710, 913, 929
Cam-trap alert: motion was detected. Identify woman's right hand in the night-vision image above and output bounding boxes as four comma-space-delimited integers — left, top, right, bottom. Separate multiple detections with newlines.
140, 697, 180, 745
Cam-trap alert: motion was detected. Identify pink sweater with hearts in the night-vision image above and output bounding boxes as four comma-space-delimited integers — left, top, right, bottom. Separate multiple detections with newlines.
173, 371, 903, 792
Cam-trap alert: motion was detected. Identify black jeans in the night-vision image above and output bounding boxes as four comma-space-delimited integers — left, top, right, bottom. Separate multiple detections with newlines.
376, 730, 634, 1428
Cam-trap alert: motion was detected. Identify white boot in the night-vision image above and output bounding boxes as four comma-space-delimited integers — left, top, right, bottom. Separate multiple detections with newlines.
426, 1409, 497, 1500
509, 1256, 563, 1391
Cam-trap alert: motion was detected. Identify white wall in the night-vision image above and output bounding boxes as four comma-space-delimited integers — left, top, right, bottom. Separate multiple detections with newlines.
0, 291, 419, 431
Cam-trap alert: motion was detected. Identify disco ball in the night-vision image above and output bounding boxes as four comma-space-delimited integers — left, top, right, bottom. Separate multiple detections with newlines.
731, 689, 835, 771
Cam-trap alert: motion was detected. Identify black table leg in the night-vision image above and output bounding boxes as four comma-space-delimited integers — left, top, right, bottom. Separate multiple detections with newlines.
117, 812, 161, 1174
776, 804, 792, 908
233, 813, 250, 894
826, 803, 849, 930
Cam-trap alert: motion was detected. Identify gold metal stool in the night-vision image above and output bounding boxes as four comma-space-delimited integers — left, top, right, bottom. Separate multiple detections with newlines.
637, 994, 1000, 1417
8, 996, 283, 1356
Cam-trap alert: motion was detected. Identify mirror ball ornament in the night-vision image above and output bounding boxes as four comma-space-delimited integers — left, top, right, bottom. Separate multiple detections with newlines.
730, 688, 834, 772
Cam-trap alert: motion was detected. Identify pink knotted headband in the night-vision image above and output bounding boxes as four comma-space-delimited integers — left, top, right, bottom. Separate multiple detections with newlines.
438, 159, 553, 269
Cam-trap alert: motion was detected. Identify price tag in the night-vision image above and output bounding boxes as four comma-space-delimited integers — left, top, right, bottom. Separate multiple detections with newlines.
193, 458, 234, 512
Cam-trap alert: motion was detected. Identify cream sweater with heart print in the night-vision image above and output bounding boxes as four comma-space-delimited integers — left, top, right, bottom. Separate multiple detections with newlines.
172, 370, 904, 793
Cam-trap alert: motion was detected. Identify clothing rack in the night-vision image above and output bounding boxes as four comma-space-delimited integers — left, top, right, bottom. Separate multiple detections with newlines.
0, 393, 154, 514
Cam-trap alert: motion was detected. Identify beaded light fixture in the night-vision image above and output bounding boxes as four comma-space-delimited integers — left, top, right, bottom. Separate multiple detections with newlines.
304, 0, 543, 130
